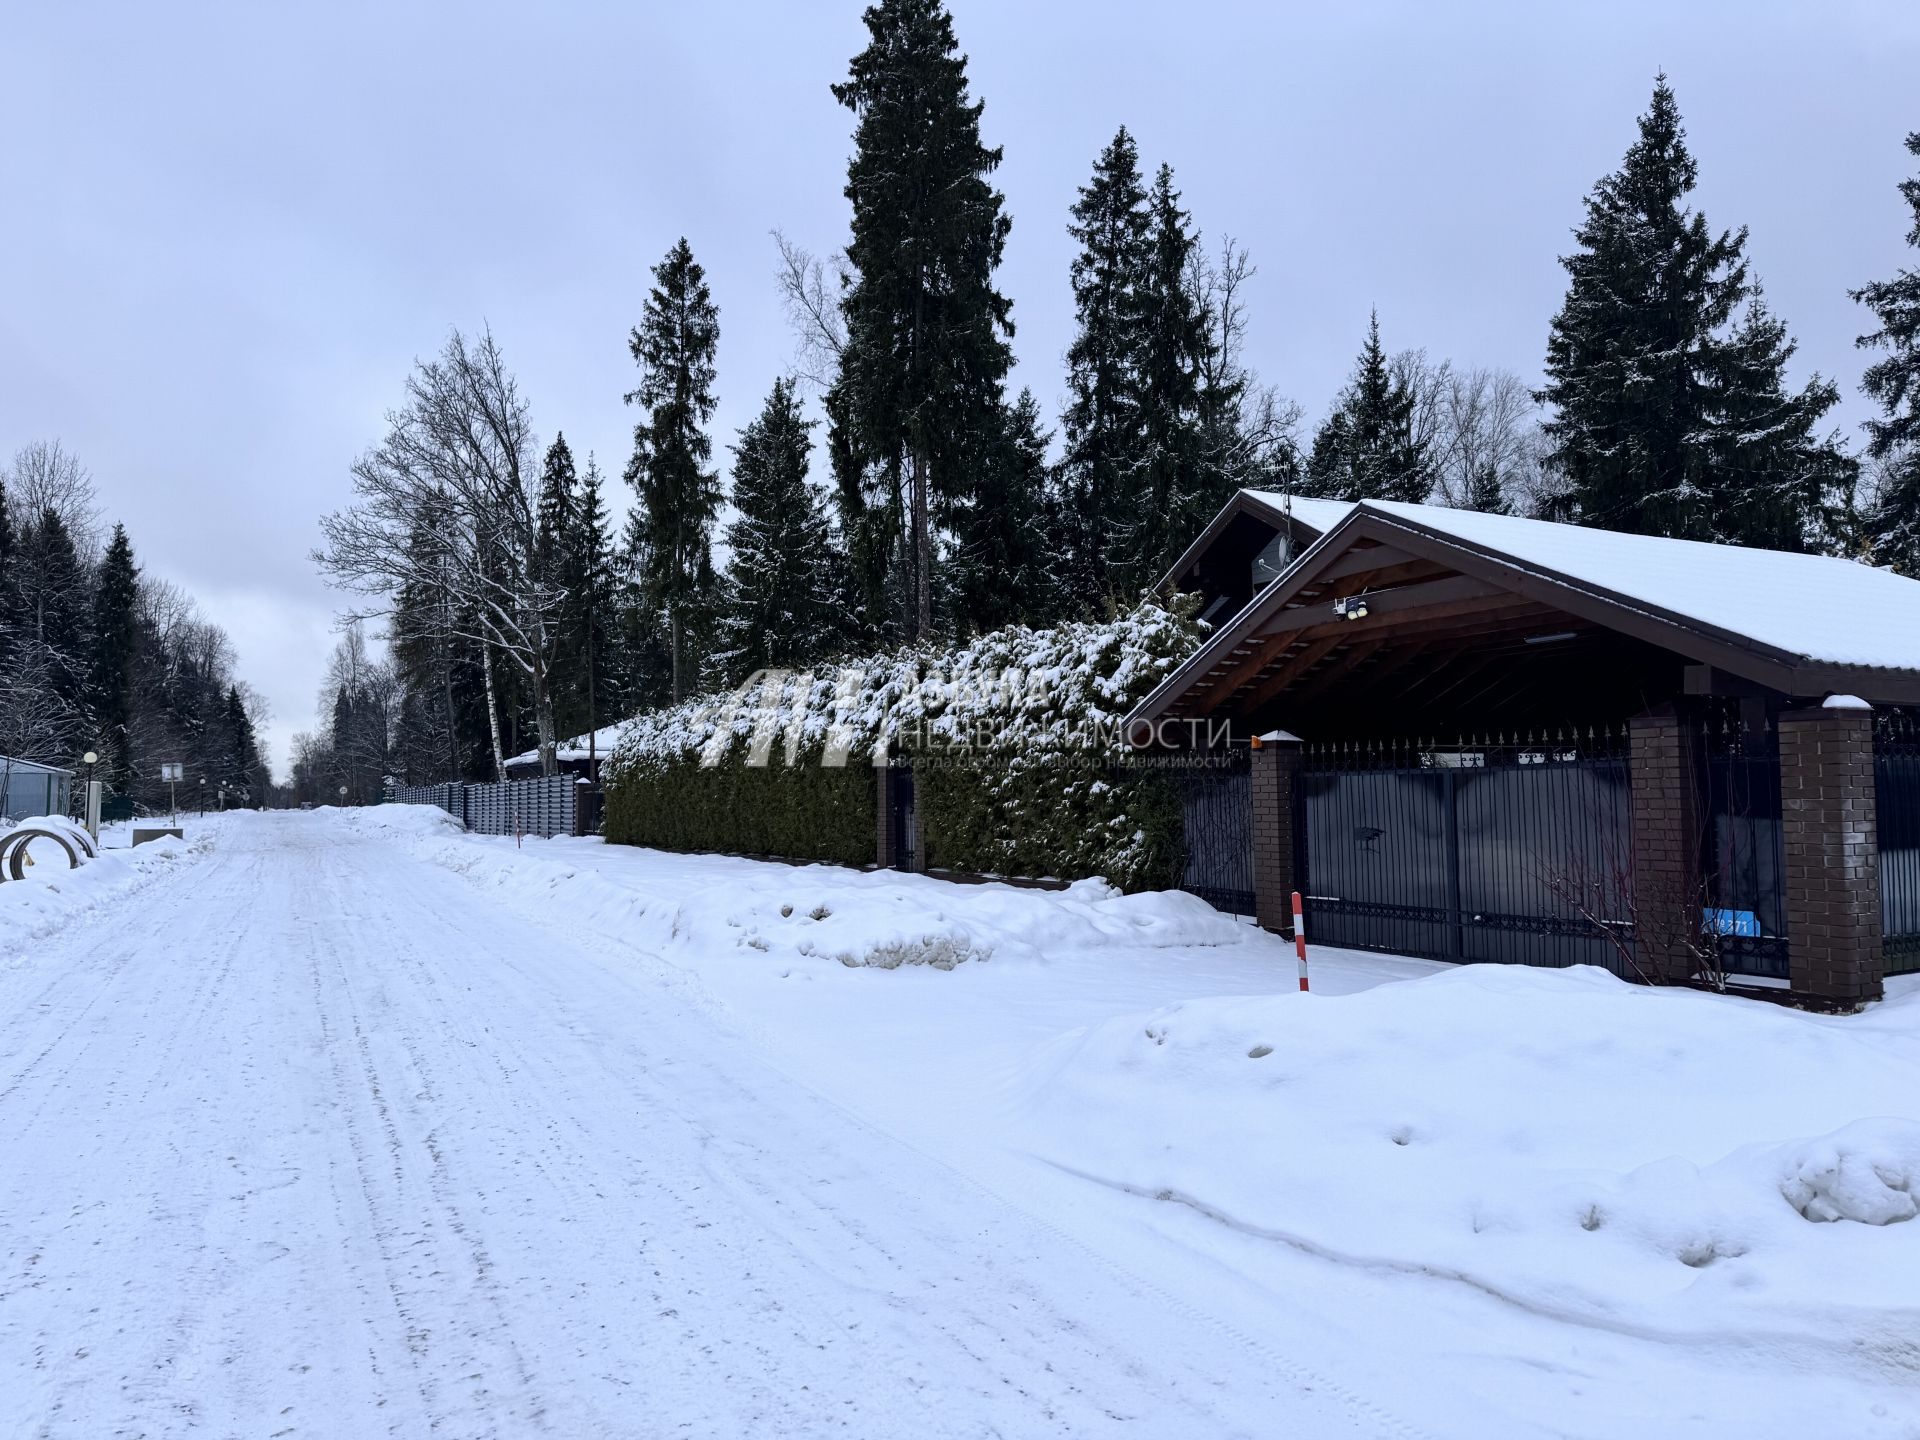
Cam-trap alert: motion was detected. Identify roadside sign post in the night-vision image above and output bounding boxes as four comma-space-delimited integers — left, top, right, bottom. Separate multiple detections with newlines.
160, 762, 183, 823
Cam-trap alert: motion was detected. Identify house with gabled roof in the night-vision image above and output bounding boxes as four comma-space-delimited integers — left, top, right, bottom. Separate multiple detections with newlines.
1129, 490, 1920, 1008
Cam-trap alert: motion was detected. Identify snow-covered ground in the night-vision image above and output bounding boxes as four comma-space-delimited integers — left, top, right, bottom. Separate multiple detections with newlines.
3, 807, 1917, 1437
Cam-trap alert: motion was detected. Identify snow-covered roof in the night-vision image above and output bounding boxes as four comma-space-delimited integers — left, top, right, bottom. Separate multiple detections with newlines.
1233, 491, 1920, 672
1337, 499, 1920, 673
1133, 491, 1920, 731
504, 720, 636, 770
0, 755, 74, 776
1240, 491, 1361, 538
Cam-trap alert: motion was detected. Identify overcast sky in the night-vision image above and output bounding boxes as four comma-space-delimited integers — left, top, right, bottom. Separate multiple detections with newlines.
4, 0, 1916, 778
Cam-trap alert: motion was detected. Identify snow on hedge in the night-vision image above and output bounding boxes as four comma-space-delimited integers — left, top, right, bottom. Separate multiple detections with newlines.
602, 602, 1210, 887
604, 602, 1203, 780
1014, 962, 1920, 1352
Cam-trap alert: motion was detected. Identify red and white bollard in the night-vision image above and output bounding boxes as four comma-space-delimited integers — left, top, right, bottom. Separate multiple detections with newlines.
1291, 890, 1310, 993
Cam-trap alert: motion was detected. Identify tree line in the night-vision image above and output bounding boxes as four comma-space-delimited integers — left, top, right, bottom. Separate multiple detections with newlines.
0, 440, 270, 808
316, 2, 1920, 787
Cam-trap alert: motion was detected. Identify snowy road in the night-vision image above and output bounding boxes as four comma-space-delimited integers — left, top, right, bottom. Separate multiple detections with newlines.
0, 815, 1411, 1439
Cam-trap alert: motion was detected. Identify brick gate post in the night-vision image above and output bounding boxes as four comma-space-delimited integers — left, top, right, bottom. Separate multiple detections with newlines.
1629, 706, 1703, 983
1779, 702, 1883, 1006
1250, 731, 1303, 936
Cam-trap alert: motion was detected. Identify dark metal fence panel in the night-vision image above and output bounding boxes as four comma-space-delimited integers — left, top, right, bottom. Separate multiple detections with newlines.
889, 766, 917, 872
1175, 758, 1254, 915
1877, 711, 1920, 977
1299, 733, 1633, 974
385, 776, 580, 839
1697, 712, 1789, 980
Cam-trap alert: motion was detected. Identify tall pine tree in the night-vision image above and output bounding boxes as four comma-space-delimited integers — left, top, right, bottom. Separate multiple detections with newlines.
1541, 76, 1846, 546
1853, 131, 1920, 572
1061, 126, 1151, 602
1303, 313, 1431, 502
534, 433, 586, 732
1133, 163, 1213, 587
829, 0, 1014, 640
570, 455, 616, 767
625, 237, 721, 702
948, 388, 1061, 632
718, 378, 843, 683
87, 523, 140, 789
1705, 288, 1855, 551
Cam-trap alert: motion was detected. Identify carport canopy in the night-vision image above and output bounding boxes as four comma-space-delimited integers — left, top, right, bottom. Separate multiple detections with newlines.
1129, 497, 1920, 741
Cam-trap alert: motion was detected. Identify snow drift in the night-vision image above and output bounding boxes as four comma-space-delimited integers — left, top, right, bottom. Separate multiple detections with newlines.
336, 803, 1248, 971
1014, 963, 1920, 1359
0, 824, 208, 962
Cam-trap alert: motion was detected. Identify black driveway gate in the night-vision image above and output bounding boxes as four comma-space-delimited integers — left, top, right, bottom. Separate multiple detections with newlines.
1878, 711, 1920, 977
1298, 733, 1634, 973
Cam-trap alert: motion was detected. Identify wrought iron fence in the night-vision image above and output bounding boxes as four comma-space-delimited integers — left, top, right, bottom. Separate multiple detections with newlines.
1298, 729, 1635, 973
1697, 708, 1789, 981
1877, 709, 1920, 976
888, 766, 917, 872
1172, 755, 1254, 915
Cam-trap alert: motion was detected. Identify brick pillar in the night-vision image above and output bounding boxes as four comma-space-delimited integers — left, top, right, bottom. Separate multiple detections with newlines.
1251, 732, 1303, 935
1780, 705, 1883, 1005
1629, 707, 1703, 983
874, 760, 896, 870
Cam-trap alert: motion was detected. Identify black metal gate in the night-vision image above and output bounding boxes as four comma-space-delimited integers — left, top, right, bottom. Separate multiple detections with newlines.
1176, 759, 1254, 915
1694, 713, 1789, 980
1878, 711, 1920, 977
1299, 733, 1633, 972
889, 765, 917, 873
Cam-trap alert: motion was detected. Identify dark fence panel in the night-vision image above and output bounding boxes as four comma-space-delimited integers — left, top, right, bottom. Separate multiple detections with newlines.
1697, 713, 1789, 980
1299, 733, 1633, 974
1878, 712, 1920, 977
1174, 758, 1254, 915
386, 776, 583, 839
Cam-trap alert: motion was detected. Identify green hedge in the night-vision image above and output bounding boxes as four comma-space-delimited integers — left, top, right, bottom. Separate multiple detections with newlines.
603, 749, 876, 867
599, 602, 1206, 886
916, 759, 1184, 892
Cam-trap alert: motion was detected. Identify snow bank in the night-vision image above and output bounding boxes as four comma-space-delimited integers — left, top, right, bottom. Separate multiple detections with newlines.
1015, 963, 1920, 1353
0, 826, 209, 962
336, 804, 1246, 971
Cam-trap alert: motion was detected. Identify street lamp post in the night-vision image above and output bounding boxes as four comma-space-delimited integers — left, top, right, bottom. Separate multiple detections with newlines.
81, 750, 100, 840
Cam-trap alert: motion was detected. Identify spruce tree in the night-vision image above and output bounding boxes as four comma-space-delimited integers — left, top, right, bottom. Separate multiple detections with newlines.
1852, 131, 1920, 572
26, 509, 92, 757
87, 523, 140, 788
535, 432, 579, 584
625, 237, 721, 702
1061, 126, 1151, 602
0, 481, 14, 673
1462, 463, 1511, 515
570, 455, 615, 764
949, 389, 1060, 632
718, 378, 841, 683
830, 0, 1014, 640
1303, 313, 1431, 502
224, 685, 264, 803
534, 433, 583, 730
1704, 289, 1855, 551
1134, 163, 1213, 586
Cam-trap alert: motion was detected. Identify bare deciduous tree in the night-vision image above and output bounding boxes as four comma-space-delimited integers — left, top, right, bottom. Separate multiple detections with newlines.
3, 440, 105, 558
1187, 236, 1304, 488
316, 327, 563, 778
772, 231, 849, 392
